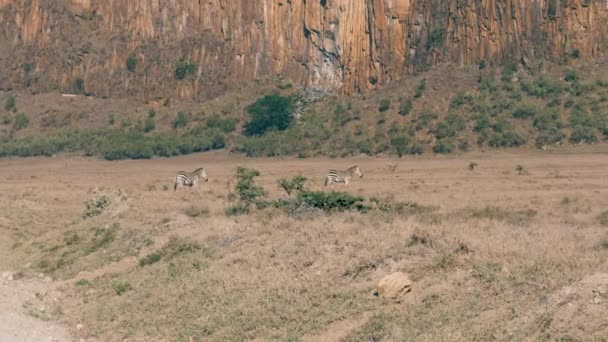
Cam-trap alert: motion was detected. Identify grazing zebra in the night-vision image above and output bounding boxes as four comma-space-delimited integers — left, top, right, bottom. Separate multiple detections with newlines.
325, 165, 363, 187
174, 168, 208, 191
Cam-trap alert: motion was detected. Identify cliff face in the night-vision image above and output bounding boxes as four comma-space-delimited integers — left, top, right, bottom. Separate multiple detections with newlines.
0, 0, 607, 99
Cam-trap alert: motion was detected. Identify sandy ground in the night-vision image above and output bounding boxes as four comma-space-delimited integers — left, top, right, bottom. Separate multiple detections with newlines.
0, 146, 607, 341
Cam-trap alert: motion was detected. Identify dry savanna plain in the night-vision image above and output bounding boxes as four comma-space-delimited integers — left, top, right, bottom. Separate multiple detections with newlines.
1, 147, 608, 341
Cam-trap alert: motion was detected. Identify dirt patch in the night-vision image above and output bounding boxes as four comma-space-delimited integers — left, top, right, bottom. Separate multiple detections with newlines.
0, 272, 75, 342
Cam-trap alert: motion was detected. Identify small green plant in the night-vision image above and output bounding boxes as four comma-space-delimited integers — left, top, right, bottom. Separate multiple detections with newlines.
274, 190, 369, 214
433, 139, 455, 154
108, 114, 115, 126
174, 60, 196, 80
278, 175, 307, 196
501, 60, 518, 82
126, 55, 137, 72
398, 99, 413, 116
512, 105, 536, 119
73, 78, 85, 94
565, 69, 579, 83
472, 262, 501, 285
226, 167, 267, 215
468, 162, 478, 171
143, 117, 155, 133
570, 49, 581, 59
206, 114, 237, 133
82, 195, 110, 218
139, 252, 162, 267
4, 94, 16, 112
147, 110, 156, 118
86, 227, 116, 254
172, 112, 189, 129
63, 231, 80, 246
414, 79, 426, 98
13, 112, 29, 130
111, 281, 132, 296
75, 279, 90, 287
378, 98, 391, 112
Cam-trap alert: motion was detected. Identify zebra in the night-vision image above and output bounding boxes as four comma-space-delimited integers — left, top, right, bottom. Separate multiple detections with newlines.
174, 168, 208, 191
324, 165, 363, 187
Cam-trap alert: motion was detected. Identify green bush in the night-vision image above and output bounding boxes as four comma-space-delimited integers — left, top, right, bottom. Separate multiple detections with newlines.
570, 126, 598, 143
432, 113, 465, 139
535, 129, 565, 147
414, 79, 426, 98
501, 60, 518, 82
274, 190, 368, 214
533, 109, 562, 131
139, 253, 162, 267
244, 95, 293, 136
332, 104, 351, 127
147, 110, 156, 118
398, 99, 413, 116
13, 112, 29, 130
206, 114, 236, 133
143, 117, 155, 133
278, 176, 307, 196
512, 105, 536, 119
172, 112, 189, 129
390, 134, 411, 157
4, 94, 16, 112
488, 131, 526, 147
126, 55, 137, 72
174, 60, 196, 80
378, 99, 391, 112
226, 167, 267, 215
449, 92, 473, 109
82, 195, 110, 218
565, 69, 579, 83
427, 28, 446, 50
433, 139, 455, 154
474, 112, 491, 132
521, 78, 562, 99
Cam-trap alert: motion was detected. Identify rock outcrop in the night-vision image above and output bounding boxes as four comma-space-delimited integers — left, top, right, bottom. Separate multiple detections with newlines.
0, 0, 607, 98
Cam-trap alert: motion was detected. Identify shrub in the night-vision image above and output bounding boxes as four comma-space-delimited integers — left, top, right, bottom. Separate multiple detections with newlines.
274, 190, 368, 214
474, 112, 491, 132
570, 49, 581, 58
390, 134, 411, 157
244, 95, 293, 136
533, 109, 562, 131
108, 114, 115, 126
82, 195, 110, 218
427, 28, 446, 50
111, 281, 132, 296
378, 98, 391, 112
126, 55, 137, 72
4, 94, 16, 112
142, 117, 155, 133
278, 176, 307, 196
206, 114, 236, 133
147, 110, 156, 118
139, 253, 162, 267
432, 113, 465, 139
433, 139, 455, 154
414, 79, 426, 98
512, 105, 536, 119
332, 104, 351, 127
565, 69, 579, 83
174, 60, 196, 80
521, 78, 562, 99
183, 206, 209, 218
226, 167, 267, 215
488, 131, 526, 148
450, 92, 473, 109
535, 129, 565, 147
13, 112, 29, 130
73, 78, 85, 94
501, 60, 518, 82
569, 125, 598, 143
398, 99, 413, 116
172, 112, 189, 129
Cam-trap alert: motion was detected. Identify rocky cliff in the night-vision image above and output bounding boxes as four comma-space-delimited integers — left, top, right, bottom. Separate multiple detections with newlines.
0, 0, 607, 99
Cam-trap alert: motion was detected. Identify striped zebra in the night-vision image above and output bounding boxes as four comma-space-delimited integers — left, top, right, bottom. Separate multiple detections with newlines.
174, 168, 208, 191
325, 165, 363, 187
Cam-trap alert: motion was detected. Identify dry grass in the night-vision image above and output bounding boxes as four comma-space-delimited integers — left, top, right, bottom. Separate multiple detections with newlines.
1, 149, 608, 341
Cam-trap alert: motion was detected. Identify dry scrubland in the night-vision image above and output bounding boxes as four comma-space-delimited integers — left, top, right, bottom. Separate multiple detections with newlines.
1, 148, 608, 341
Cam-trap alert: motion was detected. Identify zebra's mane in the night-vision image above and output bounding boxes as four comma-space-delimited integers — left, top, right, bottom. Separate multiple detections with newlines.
347, 165, 359, 173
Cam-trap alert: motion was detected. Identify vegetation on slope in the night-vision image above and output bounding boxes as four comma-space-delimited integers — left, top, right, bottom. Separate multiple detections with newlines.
1, 61, 608, 160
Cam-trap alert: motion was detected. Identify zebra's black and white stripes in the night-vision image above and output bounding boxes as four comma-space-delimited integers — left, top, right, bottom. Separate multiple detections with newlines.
174, 168, 208, 191
324, 165, 363, 187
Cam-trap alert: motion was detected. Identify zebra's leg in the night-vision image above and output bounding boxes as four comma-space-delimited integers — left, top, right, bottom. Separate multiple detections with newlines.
174, 180, 178, 191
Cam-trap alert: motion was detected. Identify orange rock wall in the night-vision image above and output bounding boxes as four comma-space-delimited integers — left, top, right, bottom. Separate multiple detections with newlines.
0, 0, 606, 98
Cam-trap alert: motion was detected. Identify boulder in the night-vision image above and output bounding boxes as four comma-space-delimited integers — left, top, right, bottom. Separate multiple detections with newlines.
375, 272, 412, 301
